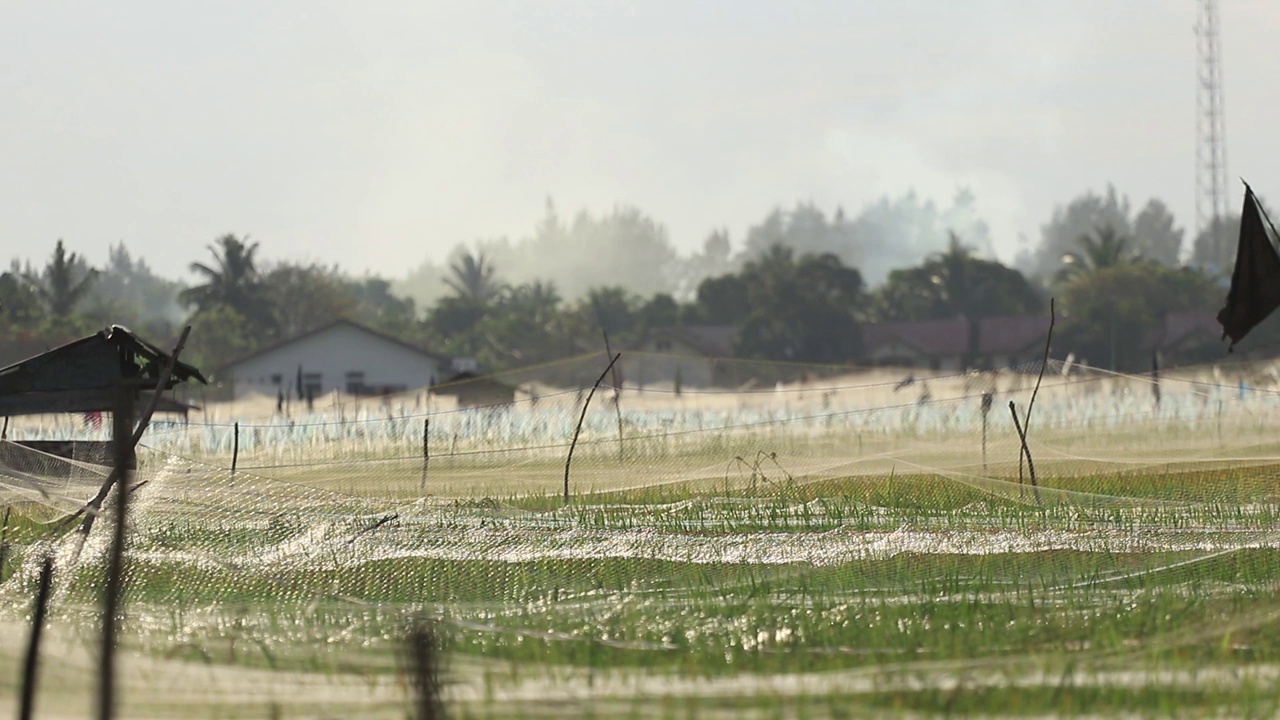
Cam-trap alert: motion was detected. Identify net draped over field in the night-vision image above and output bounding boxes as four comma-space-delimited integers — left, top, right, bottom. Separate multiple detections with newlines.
4, 352, 1280, 718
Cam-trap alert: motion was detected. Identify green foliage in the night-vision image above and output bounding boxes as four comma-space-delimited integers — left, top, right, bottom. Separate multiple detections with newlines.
179, 235, 274, 332
636, 293, 680, 330
183, 305, 260, 377
425, 295, 488, 358
1190, 213, 1243, 274
0, 182, 1233, 381
690, 274, 751, 325
581, 286, 643, 341
82, 242, 184, 339
1131, 198, 1186, 267
472, 281, 574, 368
1059, 263, 1219, 371
1054, 226, 1140, 284
873, 233, 1043, 322
22, 239, 99, 329
734, 245, 865, 363
260, 262, 358, 339
345, 277, 417, 337
444, 251, 503, 303
1022, 186, 1134, 281
0, 267, 43, 334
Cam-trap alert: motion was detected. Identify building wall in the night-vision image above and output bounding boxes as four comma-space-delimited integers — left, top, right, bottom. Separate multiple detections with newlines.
866, 341, 962, 371
620, 338, 717, 388
228, 324, 442, 399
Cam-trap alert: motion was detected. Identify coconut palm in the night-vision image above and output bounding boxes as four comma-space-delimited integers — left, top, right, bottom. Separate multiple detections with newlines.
1056, 226, 1139, 283
444, 251, 502, 303
179, 235, 270, 327
23, 240, 99, 319
927, 232, 976, 309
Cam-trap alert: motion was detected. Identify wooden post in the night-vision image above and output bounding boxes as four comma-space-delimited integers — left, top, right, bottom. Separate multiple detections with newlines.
406, 621, 444, 720
99, 382, 135, 720
1009, 401, 1041, 506
419, 418, 429, 491
981, 391, 993, 474
603, 330, 624, 463
231, 422, 240, 475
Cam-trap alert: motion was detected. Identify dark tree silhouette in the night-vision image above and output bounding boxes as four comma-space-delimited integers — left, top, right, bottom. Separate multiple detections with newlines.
444, 252, 502, 303
23, 240, 98, 319
1055, 226, 1139, 284
179, 235, 271, 329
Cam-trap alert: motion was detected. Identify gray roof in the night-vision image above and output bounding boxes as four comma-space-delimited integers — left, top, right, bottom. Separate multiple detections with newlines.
639, 325, 736, 357
221, 318, 448, 370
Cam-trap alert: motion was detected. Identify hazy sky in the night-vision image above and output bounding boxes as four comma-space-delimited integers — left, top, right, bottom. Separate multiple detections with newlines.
2, 1, 1277, 282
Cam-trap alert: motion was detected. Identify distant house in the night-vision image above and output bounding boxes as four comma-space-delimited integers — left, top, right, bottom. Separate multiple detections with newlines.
862, 316, 1050, 371
222, 319, 447, 400
430, 371, 517, 408
1146, 311, 1223, 364
621, 325, 735, 388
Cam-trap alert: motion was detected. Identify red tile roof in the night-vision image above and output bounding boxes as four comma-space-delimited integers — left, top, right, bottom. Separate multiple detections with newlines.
1146, 310, 1221, 350
978, 315, 1051, 355
862, 318, 970, 356
862, 316, 1049, 358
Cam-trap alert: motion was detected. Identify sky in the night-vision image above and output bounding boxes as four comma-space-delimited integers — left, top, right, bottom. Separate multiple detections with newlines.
1, 0, 1277, 282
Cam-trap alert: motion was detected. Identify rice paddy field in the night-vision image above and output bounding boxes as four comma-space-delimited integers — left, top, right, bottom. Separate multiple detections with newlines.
4, 355, 1280, 718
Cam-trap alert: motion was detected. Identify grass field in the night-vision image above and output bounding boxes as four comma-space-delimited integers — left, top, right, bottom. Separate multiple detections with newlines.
3, 362, 1280, 718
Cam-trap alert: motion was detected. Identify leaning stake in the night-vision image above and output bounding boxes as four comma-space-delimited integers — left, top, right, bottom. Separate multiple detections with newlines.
564, 353, 621, 505
1009, 401, 1041, 506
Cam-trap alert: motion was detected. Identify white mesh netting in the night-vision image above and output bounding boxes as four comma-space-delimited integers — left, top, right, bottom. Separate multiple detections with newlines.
3, 352, 1280, 718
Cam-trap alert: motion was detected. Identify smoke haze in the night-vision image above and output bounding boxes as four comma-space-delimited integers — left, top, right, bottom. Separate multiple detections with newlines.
1, 2, 1279, 291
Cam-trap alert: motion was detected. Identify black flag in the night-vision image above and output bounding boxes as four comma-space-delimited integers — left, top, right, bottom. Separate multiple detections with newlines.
1218, 183, 1280, 349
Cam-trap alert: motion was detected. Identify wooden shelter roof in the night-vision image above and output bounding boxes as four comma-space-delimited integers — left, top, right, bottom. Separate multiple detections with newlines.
0, 325, 206, 416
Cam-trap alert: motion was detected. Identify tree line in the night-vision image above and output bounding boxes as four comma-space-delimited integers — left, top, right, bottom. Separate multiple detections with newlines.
0, 184, 1249, 379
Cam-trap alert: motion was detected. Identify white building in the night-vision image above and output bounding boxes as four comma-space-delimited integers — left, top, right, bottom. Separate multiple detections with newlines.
223, 319, 448, 400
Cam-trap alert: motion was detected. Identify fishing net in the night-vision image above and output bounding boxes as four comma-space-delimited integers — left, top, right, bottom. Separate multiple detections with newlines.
2, 352, 1280, 718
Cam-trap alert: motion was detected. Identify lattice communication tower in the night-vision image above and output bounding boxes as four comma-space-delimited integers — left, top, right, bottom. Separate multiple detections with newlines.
1195, 0, 1229, 263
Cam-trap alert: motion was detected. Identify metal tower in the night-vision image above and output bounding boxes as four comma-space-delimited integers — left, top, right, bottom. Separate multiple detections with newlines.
1195, 0, 1229, 263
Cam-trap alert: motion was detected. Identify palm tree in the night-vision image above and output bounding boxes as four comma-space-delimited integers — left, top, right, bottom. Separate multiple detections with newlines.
179, 235, 269, 325
925, 232, 984, 366
927, 232, 976, 308
512, 280, 562, 326
444, 251, 502, 303
23, 240, 99, 319
1056, 226, 1138, 283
